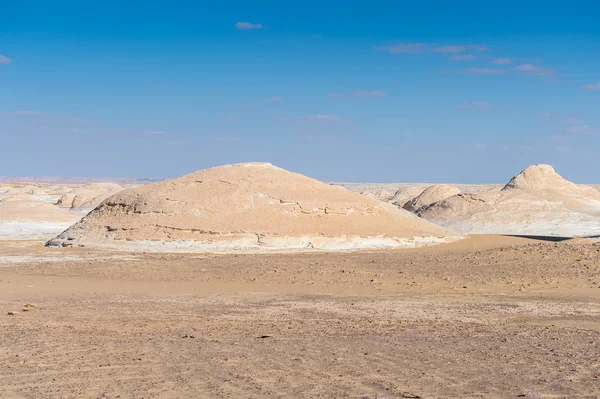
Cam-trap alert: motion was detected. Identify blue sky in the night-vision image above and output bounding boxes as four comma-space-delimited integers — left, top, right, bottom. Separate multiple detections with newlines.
1, 1, 599, 183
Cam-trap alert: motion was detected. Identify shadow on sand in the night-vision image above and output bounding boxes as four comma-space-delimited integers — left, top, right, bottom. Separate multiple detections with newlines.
503, 235, 573, 242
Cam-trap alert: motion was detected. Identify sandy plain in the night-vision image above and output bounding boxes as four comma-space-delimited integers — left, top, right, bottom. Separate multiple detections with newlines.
1, 234, 599, 399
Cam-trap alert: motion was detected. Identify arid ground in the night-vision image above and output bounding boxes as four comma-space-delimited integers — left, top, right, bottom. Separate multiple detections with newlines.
1, 235, 599, 399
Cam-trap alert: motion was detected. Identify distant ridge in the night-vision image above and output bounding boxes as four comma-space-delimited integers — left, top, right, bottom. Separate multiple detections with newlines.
0, 176, 164, 185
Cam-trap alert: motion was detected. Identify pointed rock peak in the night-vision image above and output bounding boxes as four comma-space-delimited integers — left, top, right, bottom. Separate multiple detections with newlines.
503, 164, 564, 191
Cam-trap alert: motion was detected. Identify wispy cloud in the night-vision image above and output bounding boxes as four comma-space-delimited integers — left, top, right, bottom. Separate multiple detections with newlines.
472, 143, 489, 152
221, 116, 238, 121
0, 55, 12, 65
374, 43, 429, 54
0, 111, 94, 126
564, 124, 594, 135
328, 91, 385, 98
375, 43, 489, 55
544, 112, 597, 136
307, 114, 350, 122
582, 82, 600, 91
265, 96, 283, 102
449, 54, 476, 61
143, 130, 170, 136
235, 21, 262, 30
434, 45, 489, 54
514, 63, 555, 77
276, 114, 351, 124
458, 102, 494, 110
0, 110, 45, 118
493, 58, 513, 65
214, 137, 241, 143
463, 67, 506, 75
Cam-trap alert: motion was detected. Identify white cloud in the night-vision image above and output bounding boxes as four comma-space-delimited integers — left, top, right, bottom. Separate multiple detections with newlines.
560, 117, 583, 126
374, 43, 429, 54
328, 91, 385, 98
265, 96, 283, 102
514, 63, 555, 77
463, 67, 506, 75
458, 102, 493, 110
565, 124, 594, 135
0, 111, 45, 118
0, 55, 11, 64
144, 130, 170, 136
435, 45, 489, 54
375, 43, 489, 55
276, 114, 351, 123
449, 54, 476, 61
214, 137, 241, 142
544, 112, 597, 136
472, 143, 489, 152
493, 58, 512, 65
306, 114, 350, 122
583, 82, 600, 91
235, 22, 263, 30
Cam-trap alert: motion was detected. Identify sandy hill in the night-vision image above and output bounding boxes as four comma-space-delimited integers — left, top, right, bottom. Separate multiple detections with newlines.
403, 184, 461, 212
417, 164, 600, 236
389, 186, 427, 208
47, 162, 458, 252
502, 164, 600, 214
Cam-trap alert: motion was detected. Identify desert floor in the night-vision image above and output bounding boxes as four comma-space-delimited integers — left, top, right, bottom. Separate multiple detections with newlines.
1, 235, 599, 399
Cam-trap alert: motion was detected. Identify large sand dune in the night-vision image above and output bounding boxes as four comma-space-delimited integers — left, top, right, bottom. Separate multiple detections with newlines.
416, 164, 600, 236
47, 162, 457, 251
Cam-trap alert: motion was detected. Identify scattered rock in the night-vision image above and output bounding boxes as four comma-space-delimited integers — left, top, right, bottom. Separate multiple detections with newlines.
518, 393, 541, 398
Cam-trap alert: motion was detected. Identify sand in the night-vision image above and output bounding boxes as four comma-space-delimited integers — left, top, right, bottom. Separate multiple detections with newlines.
0, 195, 83, 239
417, 164, 600, 236
359, 188, 394, 201
2, 164, 600, 398
389, 186, 427, 208
47, 163, 457, 251
56, 182, 124, 211
1, 234, 599, 398
0, 182, 125, 240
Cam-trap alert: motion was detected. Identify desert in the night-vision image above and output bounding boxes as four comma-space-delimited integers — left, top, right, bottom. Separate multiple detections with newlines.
1, 163, 600, 398
3, 5, 599, 397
